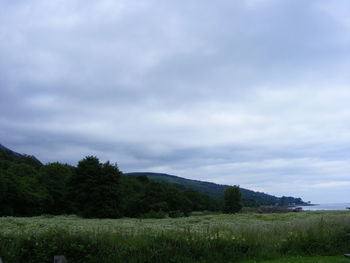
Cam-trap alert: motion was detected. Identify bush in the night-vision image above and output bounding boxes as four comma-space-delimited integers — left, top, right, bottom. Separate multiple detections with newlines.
140, 210, 167, 219
168, 210, 184, 218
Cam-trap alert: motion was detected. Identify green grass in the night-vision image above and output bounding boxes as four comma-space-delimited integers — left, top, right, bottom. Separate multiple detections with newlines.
243, 255, 350, 263
0, 211, 349, 263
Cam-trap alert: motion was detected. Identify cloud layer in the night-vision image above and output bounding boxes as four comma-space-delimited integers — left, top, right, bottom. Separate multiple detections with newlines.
1, 0, 350, 203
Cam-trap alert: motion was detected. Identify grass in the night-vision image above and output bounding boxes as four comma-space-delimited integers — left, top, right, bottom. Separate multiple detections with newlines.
243, 255, 350, 263
0, 211, 349, 263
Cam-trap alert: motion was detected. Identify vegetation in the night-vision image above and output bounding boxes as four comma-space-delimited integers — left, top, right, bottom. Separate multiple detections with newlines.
0, 144, 349, 262
68, 157, 123, 218
0, 144, 42, 169
0, 146, 220, 218
242, 256, 350, 263
223, 185, 242, 213
126, 172, 308, 207
0, 211, 349, 263
0, 144, 307, 219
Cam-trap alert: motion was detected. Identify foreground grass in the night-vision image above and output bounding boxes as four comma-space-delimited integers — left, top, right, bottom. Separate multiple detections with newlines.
243, 255, 350, 263
0, 211, 349, 263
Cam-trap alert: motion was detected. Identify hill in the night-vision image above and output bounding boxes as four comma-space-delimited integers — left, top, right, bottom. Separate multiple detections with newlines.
0, 144, 21, 156
0, 144, 219, 217
0, 144, 42, 168
126, 172, 307, 207
0, 143, 307, 207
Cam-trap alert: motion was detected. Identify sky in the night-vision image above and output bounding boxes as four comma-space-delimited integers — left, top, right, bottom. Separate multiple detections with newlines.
1, 0, 350, 203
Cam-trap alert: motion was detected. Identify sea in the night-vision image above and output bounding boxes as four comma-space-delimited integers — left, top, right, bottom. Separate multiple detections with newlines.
299, 203, 350, 211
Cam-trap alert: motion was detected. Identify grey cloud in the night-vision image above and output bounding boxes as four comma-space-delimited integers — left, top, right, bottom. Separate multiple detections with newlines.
1, 0, 350, 203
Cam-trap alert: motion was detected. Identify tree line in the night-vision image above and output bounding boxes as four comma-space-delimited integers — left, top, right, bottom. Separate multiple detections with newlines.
0, 152, 242, 218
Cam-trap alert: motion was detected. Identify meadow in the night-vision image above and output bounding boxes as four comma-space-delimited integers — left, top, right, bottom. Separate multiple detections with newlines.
0, 211, 349, 263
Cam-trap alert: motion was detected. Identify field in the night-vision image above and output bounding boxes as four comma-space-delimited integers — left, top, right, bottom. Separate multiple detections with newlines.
0, 211, 350, 263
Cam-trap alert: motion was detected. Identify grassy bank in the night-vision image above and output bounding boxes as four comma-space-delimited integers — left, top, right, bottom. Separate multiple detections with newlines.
0, 211, 349, 263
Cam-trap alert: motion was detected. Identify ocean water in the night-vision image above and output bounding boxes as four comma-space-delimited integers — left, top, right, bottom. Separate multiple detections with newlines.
299, 203, 350, 211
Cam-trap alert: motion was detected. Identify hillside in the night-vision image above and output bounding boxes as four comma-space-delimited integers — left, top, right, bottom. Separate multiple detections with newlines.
126, 172, 307, 207
0, 144, 21, 156
0, 143, 307, 207
0, 144, 42, 168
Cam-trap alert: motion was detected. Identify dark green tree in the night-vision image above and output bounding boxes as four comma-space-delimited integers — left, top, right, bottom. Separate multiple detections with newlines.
0, 169, 17, 216
140, 181, 168, 214
39, 163, 73, 214
164, 188, 192, 217
1, 164, 48, 216
0, 147, 42, 169
223, 185, 242, 214
68, 156, 122, 218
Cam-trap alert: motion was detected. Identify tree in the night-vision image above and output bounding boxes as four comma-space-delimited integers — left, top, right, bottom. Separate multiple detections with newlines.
0, 169, 17, 216
68, 156, 123, 218
39, 163, 73, 214
164, 188, 192, 216
223, 185, 242, 214
2, 164, 49, 216
140, 181, 168, 214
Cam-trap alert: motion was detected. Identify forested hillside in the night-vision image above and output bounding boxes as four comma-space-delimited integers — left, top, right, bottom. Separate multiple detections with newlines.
0, 144, 42, 168
0, 144, 220, 218
126, 172, 307, 207
0, 144, 306, 219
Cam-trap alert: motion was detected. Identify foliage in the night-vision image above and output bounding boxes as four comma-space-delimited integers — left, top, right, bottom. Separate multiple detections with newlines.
68, 156, 123, 218
0, 147, 207, 218
0, 144, 42, 169
39, 163, 73, 214
119, 175, 195, 217
0, 164, 48, 216
223, 185, 242, 213
0, 144, 307, 219
126, 172, 308, 207
141, 210, 168, 219
242, 256, 350, 263
0, 211, 349, 263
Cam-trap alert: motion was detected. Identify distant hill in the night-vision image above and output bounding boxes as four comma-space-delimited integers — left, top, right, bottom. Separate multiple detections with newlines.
0, 143, 307, 207
126, 172, 307, 207
0, 144, 42, 169
0, 144, 21, 156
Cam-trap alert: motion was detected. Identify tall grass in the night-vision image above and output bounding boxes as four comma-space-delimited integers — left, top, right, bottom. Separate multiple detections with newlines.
0, 211, 349, 263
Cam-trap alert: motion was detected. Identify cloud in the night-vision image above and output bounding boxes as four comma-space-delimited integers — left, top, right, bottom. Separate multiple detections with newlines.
310, 181, 350, 188
1, 0, 350, 203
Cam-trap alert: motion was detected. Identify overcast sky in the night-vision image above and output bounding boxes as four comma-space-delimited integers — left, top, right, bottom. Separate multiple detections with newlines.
1, 0, 350, 203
